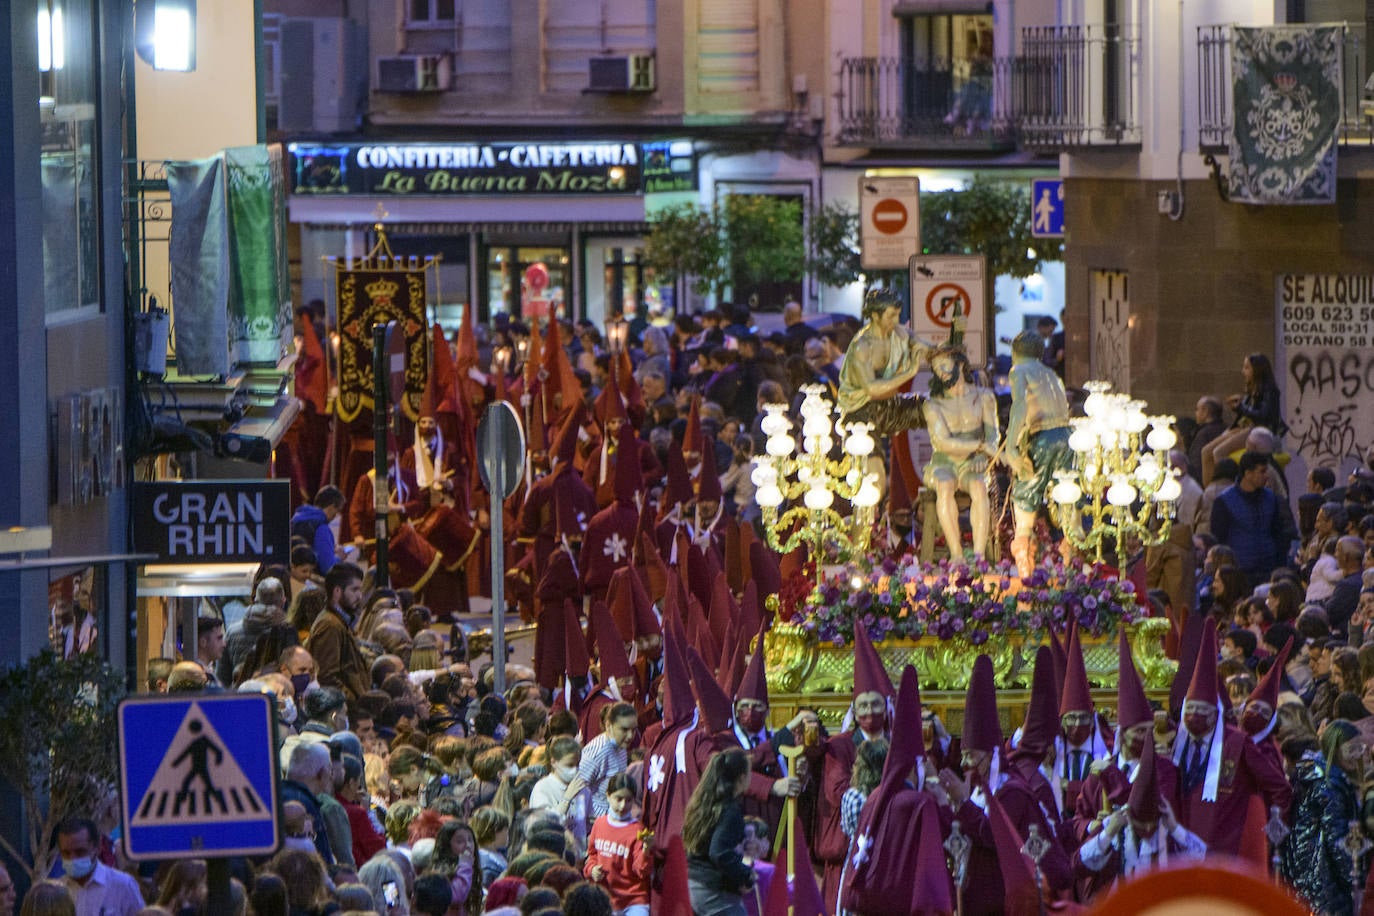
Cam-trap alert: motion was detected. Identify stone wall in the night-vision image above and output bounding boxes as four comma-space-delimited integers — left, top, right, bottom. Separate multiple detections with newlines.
1061, 175, 1374, 421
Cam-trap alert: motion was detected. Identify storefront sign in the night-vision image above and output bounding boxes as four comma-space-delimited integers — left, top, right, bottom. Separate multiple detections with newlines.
288, 141, 647, 196
641, 140, 697, 193
1276, 273, 1374, 482
132, 480, 290, 564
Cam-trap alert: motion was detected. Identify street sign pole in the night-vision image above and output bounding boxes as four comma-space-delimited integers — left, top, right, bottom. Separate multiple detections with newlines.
372, 323, 390, 587
478, 402, 526, 697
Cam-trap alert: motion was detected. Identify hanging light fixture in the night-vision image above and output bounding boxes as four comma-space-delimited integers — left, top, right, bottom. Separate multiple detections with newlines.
135, 0, 197, 72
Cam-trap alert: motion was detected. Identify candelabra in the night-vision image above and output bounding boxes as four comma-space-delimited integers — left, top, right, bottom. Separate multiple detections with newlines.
751, 386, 882, 579
1045, 381, 1182, 567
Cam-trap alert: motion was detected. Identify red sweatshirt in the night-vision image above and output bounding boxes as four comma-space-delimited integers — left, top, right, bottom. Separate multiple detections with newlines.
583, 814, 652, 908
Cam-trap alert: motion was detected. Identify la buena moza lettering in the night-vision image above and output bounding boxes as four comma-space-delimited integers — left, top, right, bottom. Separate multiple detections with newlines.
375, 168, 633, 195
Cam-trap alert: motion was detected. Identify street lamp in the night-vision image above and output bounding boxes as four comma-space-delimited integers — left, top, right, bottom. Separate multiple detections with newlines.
605, 319, 629, 354
1046, 381, 1181, 566
751, 386, 882, 581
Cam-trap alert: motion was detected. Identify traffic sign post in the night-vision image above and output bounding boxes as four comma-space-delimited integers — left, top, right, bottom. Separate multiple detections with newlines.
1031, 178, 1065, 238
908, 255, 989, 367
478, 401, 526, 696
119, 693, 280, 911
860, 177, 921, 270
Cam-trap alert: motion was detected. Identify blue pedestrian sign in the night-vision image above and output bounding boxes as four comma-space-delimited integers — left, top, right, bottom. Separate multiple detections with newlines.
118, 693, 280, 860
1031, 178, 1065, 238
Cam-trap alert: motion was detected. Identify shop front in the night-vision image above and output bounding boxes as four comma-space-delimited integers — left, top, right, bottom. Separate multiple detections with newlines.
286, 138, 697, 331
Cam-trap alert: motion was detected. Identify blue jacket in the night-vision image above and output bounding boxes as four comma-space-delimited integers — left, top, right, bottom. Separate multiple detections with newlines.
290, 504, 338, 573
1210, 484, 1290, 585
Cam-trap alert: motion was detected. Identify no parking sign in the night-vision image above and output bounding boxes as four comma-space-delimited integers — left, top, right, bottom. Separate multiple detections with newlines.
908, 255, 988, 366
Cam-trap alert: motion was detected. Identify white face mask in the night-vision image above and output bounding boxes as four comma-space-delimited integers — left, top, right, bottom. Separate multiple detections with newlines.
555, 764, 578, 783
504, 763, 520, 779
280, 697, 297, 725
284, 836, 317, 854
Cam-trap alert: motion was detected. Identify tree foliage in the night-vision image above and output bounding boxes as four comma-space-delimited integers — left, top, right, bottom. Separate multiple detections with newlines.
0, 650, 126, 880
806, 201, 862, 290
918, 175, 1063, 279
720, 194, 806, 288
641, 203, 726, 295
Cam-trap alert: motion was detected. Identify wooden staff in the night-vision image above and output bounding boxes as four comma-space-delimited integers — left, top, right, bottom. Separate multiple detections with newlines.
780, 743, 806, 916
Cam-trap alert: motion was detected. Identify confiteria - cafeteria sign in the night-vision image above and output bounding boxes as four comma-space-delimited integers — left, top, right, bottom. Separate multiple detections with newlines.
288, 141, 650, 196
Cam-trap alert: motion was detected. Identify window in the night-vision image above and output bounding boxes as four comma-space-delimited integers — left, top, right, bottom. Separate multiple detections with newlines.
409, 0, 456, 24
39, 0, 101, 319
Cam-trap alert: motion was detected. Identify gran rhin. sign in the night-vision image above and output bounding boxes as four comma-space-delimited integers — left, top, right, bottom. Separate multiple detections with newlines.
287, 141, 651, 196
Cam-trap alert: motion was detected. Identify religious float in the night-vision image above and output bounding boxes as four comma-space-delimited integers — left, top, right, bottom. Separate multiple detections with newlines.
753, 362, 1183, 729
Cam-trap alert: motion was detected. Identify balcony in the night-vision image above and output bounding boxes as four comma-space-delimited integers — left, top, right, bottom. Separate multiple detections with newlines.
1017, 25, 1140, 150
835, 56, 1020, 150
1197, 23, 1371, 151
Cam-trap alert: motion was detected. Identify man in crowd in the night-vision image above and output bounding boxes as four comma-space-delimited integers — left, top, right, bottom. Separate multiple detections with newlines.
1210, 450, 1295, 590
306, 562, 369, 702
57, 817, 145, 916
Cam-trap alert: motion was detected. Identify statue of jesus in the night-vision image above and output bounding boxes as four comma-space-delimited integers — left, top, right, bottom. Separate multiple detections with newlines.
923, 345, 999, 559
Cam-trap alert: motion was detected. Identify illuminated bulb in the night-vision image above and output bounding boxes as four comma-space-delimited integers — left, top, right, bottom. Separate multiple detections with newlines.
1155, 472, 1182, 503
845, 423, 875, 457
1124, 401, 1149, 434
852, 478, 881, 508
851, 575, 865, 589
756, 484, 783, 508
1068, 425, 1097, 454
750, 462, 777, 489
1083, 382, 1112, 418
1134, 453, 1159, 485
804, 485, 834, 511
1051, 477, 1082, 505
1146, 421, 1177, 452
803, 416, 831, 439
1106, 476, 1137, 507
760, 409, 790, 438
766, 434, 794, 458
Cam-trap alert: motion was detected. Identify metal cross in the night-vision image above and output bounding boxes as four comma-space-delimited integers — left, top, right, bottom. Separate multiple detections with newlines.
1343, 819, 1371, 913
1263, 805, 1289, 874
945, 819, 972, 888
1021, 824, 1051, 916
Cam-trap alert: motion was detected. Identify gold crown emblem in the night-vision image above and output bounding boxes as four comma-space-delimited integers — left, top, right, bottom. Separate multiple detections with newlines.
365, 276, 399, 301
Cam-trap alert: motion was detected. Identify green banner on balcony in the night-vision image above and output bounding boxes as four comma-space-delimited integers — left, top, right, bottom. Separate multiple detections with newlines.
1228, 26, 1341, 204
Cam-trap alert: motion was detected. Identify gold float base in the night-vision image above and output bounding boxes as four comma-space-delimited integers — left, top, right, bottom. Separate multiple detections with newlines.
763, 617, 1176, 732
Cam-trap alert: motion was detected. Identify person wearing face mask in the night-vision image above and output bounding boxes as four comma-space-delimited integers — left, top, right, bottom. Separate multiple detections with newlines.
1076, 739, 1206, 897
1070, 630, 1180, 899
529, 736, 592, 851
56, 817, 145, 916
296, 685, 349, 745
712, 625, 802, 836
279, 645, 318, 706
1170, 626, 1292, 857
933, 655, 1073, 915
1241, 638, 1293, 774
806, 621, 894, 909
1053, 626, 1112, 818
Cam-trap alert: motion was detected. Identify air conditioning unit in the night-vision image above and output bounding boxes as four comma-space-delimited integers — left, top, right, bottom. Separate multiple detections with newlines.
376, 54, 451, 93
587, 54, 655, 93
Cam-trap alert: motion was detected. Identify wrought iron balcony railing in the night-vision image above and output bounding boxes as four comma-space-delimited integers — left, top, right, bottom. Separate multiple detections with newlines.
1197, 23, 1371, 151
835, 55, 1019, 149
1016, 25, 1140, 149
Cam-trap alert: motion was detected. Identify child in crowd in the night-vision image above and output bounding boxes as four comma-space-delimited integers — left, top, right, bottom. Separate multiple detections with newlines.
583, 773, 652, 916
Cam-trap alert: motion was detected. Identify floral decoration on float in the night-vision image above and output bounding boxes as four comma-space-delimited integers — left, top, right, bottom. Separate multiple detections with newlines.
766, 553, 1175, 693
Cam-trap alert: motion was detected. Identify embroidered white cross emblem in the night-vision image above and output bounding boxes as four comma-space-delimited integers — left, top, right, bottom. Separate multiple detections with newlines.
648, 754, 667, 792
603, 532, 628, 562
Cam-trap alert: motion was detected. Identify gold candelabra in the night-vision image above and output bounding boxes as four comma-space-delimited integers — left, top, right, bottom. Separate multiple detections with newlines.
1045, 381, 1182, 567
751, 386, 882, 580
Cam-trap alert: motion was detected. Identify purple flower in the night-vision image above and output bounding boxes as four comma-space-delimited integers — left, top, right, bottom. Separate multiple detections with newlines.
971, 630, 989, 645
832, 634, 845, 647
952, 618, 966, 632
972, 606, 988, 621
863, 613, 876, 626
1120, 580, 1135, 593
1083, 595, 1098, 610
882, 556, 898, 574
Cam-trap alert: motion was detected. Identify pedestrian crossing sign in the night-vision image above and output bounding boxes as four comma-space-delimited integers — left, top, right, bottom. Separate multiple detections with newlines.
118, 693, 280, 860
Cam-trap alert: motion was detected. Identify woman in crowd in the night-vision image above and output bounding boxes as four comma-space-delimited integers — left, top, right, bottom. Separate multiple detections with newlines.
1203, 352, 1284, 485
682, 748, 756, 916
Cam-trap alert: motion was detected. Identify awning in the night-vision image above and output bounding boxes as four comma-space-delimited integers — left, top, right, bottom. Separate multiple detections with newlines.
892, 0, 993, 15
304, 221, 652, 236
288, 194, 647, 226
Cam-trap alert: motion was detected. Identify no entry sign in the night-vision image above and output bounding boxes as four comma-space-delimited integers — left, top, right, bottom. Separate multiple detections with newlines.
860, 177, 920, 270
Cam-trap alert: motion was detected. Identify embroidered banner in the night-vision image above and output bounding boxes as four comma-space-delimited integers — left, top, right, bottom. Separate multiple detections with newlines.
1228, 26, 1341, 204
335, 268, 428, 422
